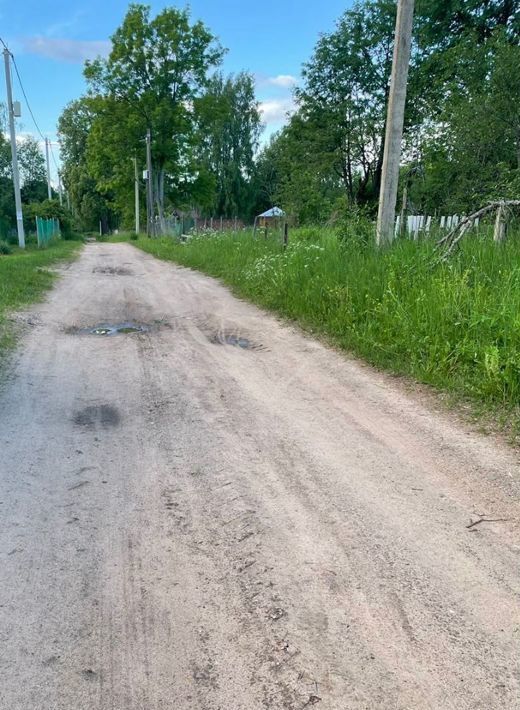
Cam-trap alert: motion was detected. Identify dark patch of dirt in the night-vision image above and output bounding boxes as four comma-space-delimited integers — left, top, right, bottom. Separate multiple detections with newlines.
73, 404, 121, 429
92, 266, 133, 276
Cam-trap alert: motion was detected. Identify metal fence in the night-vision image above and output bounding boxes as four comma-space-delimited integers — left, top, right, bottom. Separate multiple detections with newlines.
36, 217, 60, 247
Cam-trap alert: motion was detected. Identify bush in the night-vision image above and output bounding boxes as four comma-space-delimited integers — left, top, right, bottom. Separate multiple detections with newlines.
23, 199, 73, 236
129, 232, 139, 240
0, 240, 12, 255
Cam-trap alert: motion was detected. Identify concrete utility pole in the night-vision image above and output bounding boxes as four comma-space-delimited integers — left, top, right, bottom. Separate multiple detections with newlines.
45, 138, 52, 200
376, 0, 415, 247
58, 171, 63, 206
145, 129, 154, 237
133, 157, 140, 234
3, 48, 25, 248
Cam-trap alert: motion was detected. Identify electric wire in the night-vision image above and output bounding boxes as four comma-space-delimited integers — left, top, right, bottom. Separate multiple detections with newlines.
10, 55, 47, 143
3, 44, 62, 178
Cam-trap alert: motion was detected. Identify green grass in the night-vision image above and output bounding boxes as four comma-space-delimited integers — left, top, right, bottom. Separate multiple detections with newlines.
0, 239, 82, 364
132, 227, 520, 438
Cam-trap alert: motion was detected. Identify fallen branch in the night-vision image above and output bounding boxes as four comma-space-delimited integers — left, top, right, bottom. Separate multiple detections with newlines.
435, 200, 520, 261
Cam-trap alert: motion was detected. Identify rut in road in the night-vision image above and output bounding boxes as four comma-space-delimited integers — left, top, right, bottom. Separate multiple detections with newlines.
0, 242, 519, 710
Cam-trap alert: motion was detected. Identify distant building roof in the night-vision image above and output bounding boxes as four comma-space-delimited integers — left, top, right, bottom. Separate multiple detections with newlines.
258, 206, 285, 218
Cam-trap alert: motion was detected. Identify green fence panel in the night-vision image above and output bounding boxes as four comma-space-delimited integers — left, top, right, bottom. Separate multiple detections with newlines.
36, 217, 60, 247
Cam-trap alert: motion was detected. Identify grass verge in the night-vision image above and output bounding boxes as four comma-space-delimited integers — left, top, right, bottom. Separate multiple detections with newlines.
0, 239, 82, 365
132, 228, 520, 440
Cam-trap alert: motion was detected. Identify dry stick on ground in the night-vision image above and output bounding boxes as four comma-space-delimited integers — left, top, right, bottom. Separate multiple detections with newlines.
466, 516, 509, 530
435, 200, 520, 260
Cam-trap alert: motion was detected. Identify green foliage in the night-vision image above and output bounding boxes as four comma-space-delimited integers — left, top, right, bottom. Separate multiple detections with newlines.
257, 3, 520, 224
407, 31, 520, 214
134, 229, 520, 431
23, 199, 72, 236
83, 3, 223, 224
195, 72, 261, 219
0, 120, 53, 234
0, 240, 12, 255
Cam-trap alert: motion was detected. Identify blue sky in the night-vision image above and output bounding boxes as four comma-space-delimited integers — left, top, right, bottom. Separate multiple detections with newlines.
0, 0, 351, 182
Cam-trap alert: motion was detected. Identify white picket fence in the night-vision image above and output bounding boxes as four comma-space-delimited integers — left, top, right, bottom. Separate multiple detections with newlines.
395, 214, 480, 238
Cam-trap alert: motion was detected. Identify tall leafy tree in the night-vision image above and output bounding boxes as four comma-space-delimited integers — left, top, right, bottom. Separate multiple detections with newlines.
297, 0, 397, 205
195, 72, 261, 219
58, 98, 116, 231
84, 3, 224, 227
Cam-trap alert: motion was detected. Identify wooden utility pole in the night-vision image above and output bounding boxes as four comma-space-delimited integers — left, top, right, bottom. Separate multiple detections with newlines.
3, 48, 25, 248
376, 0, 415, 246
133, 157, 140, 234
145, 129, 154, 237
45, 138, 52, 200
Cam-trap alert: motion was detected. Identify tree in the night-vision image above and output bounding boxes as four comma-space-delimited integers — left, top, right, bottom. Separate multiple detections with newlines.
195, 72, 261, 219
297, 0, 397, 205
253, 117, 344, 223
58, 98, 116, 231
406, 31, 520, 213
84, 3, 224, 228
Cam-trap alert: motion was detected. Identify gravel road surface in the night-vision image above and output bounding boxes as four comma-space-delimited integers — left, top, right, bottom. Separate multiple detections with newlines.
1, 243, 519, 709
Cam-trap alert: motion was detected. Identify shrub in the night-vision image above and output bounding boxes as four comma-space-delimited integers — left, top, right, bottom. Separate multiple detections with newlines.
0, 240, 12, 255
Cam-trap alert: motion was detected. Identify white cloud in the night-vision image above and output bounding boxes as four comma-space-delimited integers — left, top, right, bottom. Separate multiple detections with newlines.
21, 37, 111, 63
259, 98, 296, 125
266, 74, 297, 89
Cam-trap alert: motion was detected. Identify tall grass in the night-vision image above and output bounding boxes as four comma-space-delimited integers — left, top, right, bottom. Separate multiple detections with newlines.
0, 240, 81, 363
134, 228, 520, 432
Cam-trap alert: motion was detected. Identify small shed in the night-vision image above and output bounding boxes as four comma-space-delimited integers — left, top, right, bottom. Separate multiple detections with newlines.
254, 207, 286, 237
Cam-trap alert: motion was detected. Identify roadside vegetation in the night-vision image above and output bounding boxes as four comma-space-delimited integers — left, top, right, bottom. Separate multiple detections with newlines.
133, 226, 520, 436
0, 239, 81, 363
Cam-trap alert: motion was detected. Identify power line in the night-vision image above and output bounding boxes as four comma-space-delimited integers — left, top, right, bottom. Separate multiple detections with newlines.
10, 54, 47, 143
4, 46, 62, 179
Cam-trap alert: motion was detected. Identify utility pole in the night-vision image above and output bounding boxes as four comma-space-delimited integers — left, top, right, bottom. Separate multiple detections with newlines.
3, 48, 25, 248
376, 0, 415, 246
145, 129, 154, 237
133, 157, 140, 234
45, 137, 52, 200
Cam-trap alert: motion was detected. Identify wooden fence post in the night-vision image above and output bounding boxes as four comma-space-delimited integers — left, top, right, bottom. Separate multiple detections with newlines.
283, 222, 288, 248
493, 202, 506, 243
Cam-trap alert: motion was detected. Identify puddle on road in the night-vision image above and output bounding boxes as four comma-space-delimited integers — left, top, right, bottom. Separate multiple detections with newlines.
210, 332, 263, 350
79, 322, 149, 336
220, 334, 251, 348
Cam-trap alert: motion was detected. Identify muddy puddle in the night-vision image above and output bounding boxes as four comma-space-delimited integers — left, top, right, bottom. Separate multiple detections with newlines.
71, 322, 150, 336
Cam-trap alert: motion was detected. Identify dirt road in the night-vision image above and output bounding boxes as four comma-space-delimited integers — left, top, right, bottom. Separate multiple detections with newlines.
1, 242, 519, 710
